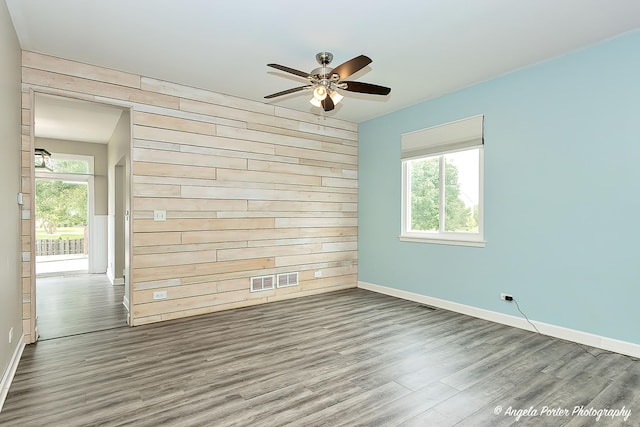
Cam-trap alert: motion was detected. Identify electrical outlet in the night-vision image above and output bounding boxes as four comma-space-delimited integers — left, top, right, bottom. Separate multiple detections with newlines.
9, 327, 13, 344
314, 270, 323, 278
153, 210, 167, 221
500, 293, 513, 301
153, 291, 168, 300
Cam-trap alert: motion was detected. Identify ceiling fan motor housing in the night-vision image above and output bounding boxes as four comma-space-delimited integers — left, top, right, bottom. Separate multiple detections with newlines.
315, 52, 333, 66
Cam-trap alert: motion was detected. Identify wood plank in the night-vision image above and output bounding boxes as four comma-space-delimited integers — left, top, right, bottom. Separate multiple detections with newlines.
134, 278, 181, 291
217, 243, 322, 262
136, 296, 269, 324
274, 145, 357, 166
132, 232, 181, 247
133, 174, 218, 188
133, 197, 246, 212
322, 176, 359, 189
134, 249, 217, 269
133, 289, 250, 318
321, 241, 358, 252
247, 122, 357, 147
133, 241, 246, 256
132, 257, 275, 282
133, 217, 274, 233
132, 147, 247, 169
181, 227, 301, 244
275, 217, 358, 228
133, 161, 215, 180
132, 139, 180, 152
134, 280, 218, 304
216, 126, 357, 156
134, 125, 221, 147
23, 51, 141, 88
180, 185, 357, 203
247, 200, 355, 212
22, 68, 179, 109
276, 251, 358, 267
215, 211, 357, 219
133, 102, 248, 129
132, 183, 181, 198
133, 111, 216, 135
248, 158, 354, 179
216, 168, 322, 187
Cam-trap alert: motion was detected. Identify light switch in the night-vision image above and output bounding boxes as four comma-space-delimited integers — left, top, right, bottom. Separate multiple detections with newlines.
153, 210, 167, 221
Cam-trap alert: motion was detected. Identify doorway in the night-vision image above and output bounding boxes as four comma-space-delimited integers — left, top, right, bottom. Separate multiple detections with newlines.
32, 94, 130, 340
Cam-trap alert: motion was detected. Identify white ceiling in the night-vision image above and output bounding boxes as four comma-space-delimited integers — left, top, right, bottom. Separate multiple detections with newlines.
35, 94, 124, 143
7, 0, 640, 123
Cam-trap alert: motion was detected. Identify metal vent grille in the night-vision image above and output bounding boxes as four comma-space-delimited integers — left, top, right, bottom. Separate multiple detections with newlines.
277, 272, 299, 288
250, 275, 275, 292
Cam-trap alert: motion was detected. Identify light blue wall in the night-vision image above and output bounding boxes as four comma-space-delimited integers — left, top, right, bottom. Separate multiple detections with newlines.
358, 30, 640, 345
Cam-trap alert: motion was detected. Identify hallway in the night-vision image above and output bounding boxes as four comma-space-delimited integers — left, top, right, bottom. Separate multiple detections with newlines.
36, 274, 127, 340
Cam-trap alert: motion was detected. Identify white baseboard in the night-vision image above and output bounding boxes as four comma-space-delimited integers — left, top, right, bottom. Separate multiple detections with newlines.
122, 295, 130, 312
358, 281, 640, 359
113, 277, 124, 286
0, 335, 25, 413
106, 267, 114, 284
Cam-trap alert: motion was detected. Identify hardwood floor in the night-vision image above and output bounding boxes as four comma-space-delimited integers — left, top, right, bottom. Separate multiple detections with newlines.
2, 289, 638, 426
36, 273, 127, 340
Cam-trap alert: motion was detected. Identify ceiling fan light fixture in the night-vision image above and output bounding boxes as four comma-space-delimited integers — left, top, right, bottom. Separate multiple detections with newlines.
329, 91, 343, 105
309, 97, 322, 107
313, 85, 327, 101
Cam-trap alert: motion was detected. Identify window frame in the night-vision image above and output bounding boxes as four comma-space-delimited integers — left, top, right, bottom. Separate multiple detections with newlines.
400, 146, 485, 247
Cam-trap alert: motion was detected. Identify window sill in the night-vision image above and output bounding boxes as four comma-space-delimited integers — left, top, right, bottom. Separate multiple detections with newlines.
399, 235, 486, 248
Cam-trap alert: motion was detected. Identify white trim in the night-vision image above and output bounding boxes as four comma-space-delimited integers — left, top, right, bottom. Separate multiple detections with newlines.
122, 295, 130, 312
89, 215, 108, 274
399, 236, 486, 247
106, 266, 115, 284
113, 277, 124, 286
358, 281, 640, 359
0, 335, 26, 413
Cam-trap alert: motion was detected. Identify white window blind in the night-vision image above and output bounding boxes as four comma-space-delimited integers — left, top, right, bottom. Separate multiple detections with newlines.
401, 114, 484, 160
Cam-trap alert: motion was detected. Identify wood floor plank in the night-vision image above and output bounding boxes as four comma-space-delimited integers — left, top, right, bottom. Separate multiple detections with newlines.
1, 288, 638, 426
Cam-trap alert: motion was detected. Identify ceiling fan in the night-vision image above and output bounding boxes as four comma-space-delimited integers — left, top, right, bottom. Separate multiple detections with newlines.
265, 52, 391, 112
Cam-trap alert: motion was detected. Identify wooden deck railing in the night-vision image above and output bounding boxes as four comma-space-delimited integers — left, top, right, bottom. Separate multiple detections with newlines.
35, 239, 85, 256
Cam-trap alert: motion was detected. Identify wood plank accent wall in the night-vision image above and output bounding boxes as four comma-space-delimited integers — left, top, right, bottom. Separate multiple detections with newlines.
20, 52, 358, 337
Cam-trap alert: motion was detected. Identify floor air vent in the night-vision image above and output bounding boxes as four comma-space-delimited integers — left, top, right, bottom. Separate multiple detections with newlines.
251, 275, 274, 292
277, 272, 299, 288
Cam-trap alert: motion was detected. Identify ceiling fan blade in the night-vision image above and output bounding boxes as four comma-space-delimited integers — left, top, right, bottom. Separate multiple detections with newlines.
342, 81, 391, 96
331, 55, 372, 79
264, 86, 308, 99
321, 95, 335, 112
267, 63, 310, 79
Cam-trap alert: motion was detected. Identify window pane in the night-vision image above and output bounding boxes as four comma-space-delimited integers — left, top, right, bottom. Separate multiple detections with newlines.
409, 156, 440, 231
444, 149, 479, 232
52, 158, 89, 174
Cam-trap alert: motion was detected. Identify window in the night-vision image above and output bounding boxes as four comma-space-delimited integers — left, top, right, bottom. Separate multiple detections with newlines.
401, 115, 485, 247
51, 158, 89, 174
36, 153, 93, 175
